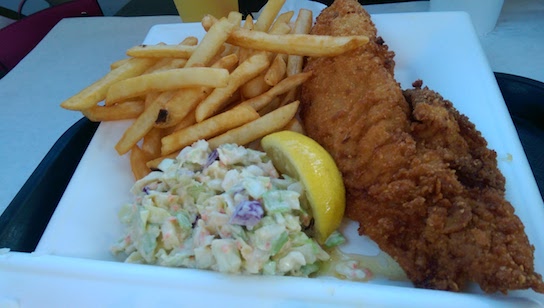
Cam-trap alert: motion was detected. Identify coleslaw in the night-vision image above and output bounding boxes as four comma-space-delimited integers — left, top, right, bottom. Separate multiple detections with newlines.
112, 140, 334, 276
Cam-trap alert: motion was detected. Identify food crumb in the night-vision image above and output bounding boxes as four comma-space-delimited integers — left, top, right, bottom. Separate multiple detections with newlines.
500, 153, 513, 162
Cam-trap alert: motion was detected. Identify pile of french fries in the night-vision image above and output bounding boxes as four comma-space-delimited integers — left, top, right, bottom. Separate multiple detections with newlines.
60, 0, 368, 180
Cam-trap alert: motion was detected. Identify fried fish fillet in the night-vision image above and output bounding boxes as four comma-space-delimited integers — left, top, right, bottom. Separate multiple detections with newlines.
300, 0, 544, 294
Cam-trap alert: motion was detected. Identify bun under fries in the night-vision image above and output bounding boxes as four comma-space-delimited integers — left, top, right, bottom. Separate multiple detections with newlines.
59, 0, 369, 180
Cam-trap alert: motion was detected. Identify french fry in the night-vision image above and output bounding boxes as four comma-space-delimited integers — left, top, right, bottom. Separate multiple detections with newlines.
242, 72, 312, 111
268, 21, 291, 35
271, 9, 314, 108
243, 14, 254, 30
278, 88, 297, 108
153, 91, 177, 109
170, 109, 197, 133
157, 54, 239, 128
195, 52, 270, 122
141, 38, 197, 72
144, 58, 188, 74
144, 92, 160, 107
144, 57, 173, 74
142, 127, 163, 159
127, 44, 197, 58
201, 14, 218, 32
210, 53, 239, 72
283, 117, 305, 135
229, 29, 369, 57
269, 11, 295, 33
110, 58, 131, 70
202, 11, 291, 35
264, 54, 287, 86
206, 44, 230, 67
185, 17, 236, 68
228, 11, 243, 26
254, 0, 287, 32
207, 101, 299, 149
256, 97, 281, 116
180, 36, 199, 46
105, 67, 230, 105
130, 145, 151, 180
240, 73, 272, 99
287, 9, 313, 76
159, 58, 189, 71
156, 87, 210, 128
239, 17, 290, 100
237, 15, 255, 64
60, 57, 156, 110
161, 105, 259, 155
219, 43, 239, 58
146, 152, 179, 170
150, 91, 177, 125
115, 100, 163, 155
82, 100, 145, 122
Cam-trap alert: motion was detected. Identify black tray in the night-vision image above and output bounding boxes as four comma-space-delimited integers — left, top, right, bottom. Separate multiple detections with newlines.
495, 73, 544, 197
0, 72, 542, 252
0, 118, 99, 252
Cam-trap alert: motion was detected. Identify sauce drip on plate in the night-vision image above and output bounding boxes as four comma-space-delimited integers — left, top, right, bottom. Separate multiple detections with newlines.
319, 248, 408, 282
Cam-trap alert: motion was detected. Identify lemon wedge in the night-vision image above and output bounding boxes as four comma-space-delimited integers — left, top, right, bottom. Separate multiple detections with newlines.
261, 130, 345, 244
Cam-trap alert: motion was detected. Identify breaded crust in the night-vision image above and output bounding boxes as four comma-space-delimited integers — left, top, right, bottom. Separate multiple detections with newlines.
300, 0, 544, 294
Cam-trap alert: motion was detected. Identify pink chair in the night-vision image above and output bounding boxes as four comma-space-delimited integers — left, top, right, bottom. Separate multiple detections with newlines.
0, 0, 103, 76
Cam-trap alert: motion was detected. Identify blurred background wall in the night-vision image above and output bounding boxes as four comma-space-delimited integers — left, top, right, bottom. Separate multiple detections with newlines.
2, 0, 129, 16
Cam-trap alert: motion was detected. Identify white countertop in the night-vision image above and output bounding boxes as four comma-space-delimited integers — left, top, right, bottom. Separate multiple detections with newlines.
0, 0, 543, 215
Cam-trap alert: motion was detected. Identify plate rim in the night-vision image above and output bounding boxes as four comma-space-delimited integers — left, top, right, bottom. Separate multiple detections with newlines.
8, 12, 544, 306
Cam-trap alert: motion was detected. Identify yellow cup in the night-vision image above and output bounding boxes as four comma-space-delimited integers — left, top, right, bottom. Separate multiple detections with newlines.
173, 0, 239, 22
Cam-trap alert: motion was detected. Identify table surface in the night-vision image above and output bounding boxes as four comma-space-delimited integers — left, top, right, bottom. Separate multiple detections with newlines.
1, 0, 543, 216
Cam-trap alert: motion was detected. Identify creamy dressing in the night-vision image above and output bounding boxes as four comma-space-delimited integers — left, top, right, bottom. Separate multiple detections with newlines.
112, 141, 329, 277
319, 248, 407, 282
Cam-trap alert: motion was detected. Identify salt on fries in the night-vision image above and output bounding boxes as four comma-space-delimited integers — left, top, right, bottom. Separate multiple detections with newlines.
59, 0, 369, 180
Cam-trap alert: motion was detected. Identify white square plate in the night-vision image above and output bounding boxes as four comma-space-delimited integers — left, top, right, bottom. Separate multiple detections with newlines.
2, 12, 543, 307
